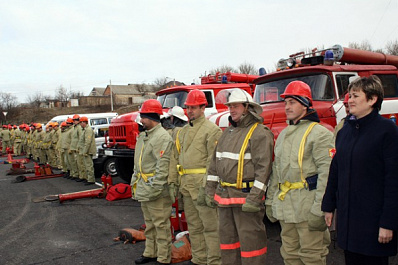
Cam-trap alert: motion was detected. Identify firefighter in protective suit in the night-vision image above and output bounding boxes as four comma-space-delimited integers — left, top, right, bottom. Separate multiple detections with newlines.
265, 81, 333, 265
169, 89, 222, 265
203, 88, 274, 265
131, 99, 174, 265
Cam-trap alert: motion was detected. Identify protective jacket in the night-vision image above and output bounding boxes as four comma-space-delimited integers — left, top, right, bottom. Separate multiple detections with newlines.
169, 115, 222, 199
266, 111, 334, 222
0, 129, 11, 141
43, 131, 52, 150
36, 130, 45, 149
61, 127, 72, 150
82, 126, 96, 155
52, 129, 60, 149
69, 124, 82, 151
322, 109, 398, 256
14, 129, 22, 143
206, 113, 273, 207
131, 123, 173, 202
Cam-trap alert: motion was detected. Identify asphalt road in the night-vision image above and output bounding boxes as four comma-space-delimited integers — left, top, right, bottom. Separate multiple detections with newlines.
0, 157, 395, 265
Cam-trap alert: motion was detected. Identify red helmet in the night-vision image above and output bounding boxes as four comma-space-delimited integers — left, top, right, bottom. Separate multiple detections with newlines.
140, 99, 163, 115
66, 118, 74, 124
280, 81, 312, 101
80, 116, 88, 122
72, 114, 80, 120
61, 122, 67, 127
185, 89, 208, 106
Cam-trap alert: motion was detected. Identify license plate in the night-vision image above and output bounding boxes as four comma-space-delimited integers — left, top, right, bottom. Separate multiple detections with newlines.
105, 150, 113, 156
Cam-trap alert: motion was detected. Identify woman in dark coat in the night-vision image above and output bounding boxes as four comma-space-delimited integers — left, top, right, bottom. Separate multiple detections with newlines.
322, 75, 398, 265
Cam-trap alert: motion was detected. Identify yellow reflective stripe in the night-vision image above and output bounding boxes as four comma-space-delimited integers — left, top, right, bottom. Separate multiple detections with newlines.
298, 122, 317, 183
278, 181, 305, 201
176, 129, 181, 155
220, 180, 254, 188
177, 165, 206, 176
236, 123, 259, 189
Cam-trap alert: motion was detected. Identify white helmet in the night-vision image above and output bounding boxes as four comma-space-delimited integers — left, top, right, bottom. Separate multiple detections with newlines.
134, 113, 143, 126
169, 106, 188, 121
223, 88, 263, 115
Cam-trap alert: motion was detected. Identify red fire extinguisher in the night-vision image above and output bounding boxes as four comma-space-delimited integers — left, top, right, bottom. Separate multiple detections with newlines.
106, 174, 113, 188
101, 174, 107, 191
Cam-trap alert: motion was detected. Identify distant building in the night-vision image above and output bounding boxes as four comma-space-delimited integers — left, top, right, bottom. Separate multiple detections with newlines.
89, 87, 106, 96
102, 84, 157, 106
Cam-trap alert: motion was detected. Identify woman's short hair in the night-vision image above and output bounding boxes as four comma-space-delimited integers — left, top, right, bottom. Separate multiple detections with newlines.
348, 75, 384, 111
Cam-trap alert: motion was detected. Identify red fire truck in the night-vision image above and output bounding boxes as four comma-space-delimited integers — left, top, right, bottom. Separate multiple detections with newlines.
209, 44, 398, 138
97, 72, 260, 182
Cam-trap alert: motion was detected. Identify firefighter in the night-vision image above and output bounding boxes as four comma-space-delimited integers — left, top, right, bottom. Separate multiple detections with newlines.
131, 99, 173, 265
10, 125, 16, 149
67, 115, 81, 180
51, 122, 61, 168
13, 125, 22, 156
27, 124, 36, 159
58, 122, 69, 174
169, 89, 222, 265
265, 81, 333, 265
0, 125, 11, 155
35, 123, 46, 163
79, 116, 97, 185
203, 88, 273, 265
43, 124, 52, 164
62, 118, 74, 178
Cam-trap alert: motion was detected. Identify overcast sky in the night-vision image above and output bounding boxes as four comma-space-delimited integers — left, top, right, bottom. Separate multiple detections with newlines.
1, 0, 397, 103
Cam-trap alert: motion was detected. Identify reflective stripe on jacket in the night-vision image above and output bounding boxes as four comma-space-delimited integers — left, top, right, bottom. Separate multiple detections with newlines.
206, 113, 273, 207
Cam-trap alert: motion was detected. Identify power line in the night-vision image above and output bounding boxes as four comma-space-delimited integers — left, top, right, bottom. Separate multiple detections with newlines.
370, 0, 393, 42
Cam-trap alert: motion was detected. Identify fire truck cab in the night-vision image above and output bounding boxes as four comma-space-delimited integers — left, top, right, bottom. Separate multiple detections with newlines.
98, 72, 260, 182
209, 45, 398, 139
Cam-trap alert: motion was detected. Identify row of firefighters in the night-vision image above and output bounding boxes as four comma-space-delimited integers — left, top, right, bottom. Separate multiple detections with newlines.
0, 115, 97, 184
131, 77, 397, 265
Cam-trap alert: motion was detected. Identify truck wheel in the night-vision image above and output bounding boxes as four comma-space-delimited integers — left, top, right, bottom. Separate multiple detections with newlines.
103, 158, 117, 176
115, 157, 134, 183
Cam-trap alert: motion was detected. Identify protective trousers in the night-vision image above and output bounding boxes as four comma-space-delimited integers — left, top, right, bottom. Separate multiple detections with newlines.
62, 151, 69, 172
67, 151, 78, 178
39, 149, 46, 164
279, 221, 330, 265
2, 140, 10, 154
218, 207, 267, 265
76, 153, 85, 180
183, 195, 221, 265
140, 196, 172, 264
83, 155, 94, 182
14, 142, 21, 155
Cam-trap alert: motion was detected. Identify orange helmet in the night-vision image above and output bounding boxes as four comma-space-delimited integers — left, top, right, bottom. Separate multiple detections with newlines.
66, 118, 74, 124
185, 89, 208, 106
36, 123, 42, 129
280, 81, 312, 101
61, 122, 67, 127
72, 114, 80, 120
80, 116, 88, 122
139, 99, 163, 115
13, 125, 17, 129
53, 122, 59, 127
47, 122, 53, 127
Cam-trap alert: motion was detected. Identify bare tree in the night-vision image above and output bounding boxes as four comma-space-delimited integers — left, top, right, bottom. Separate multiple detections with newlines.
349, 40, 372, 51
69, 91, 84, 99
0, 92, 18, 110
238, 62, 257, 75
209, 64, 237, 75
55, 85, 68, 102
26, 91, 44, 108
386, 40, 398, 55
135, 83, 147, 96
153, 77, 169, 90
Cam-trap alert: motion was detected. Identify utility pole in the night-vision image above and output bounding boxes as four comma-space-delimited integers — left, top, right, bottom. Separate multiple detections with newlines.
110, 79, 114, 112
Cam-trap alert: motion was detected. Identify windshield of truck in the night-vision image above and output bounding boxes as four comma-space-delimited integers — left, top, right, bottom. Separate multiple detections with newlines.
157, 91, 188, 108
254, 74, 334, 104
